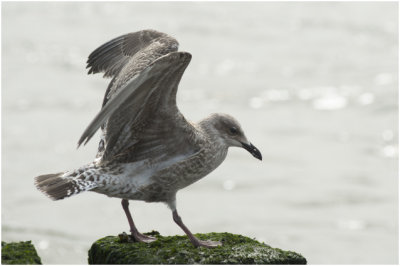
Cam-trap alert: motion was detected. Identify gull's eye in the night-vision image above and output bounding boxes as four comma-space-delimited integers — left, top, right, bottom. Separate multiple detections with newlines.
229, 127, 238, 135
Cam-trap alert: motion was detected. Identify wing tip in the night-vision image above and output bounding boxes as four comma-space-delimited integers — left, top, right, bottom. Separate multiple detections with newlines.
77, 134, 88, 149
85, 29, 179, 78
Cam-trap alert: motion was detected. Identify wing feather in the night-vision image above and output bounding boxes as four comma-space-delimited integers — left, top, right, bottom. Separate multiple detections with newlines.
82, 30, 194, 164
78, 52, 193, 158
86, 30, 178, 78
85, 30, 181, 158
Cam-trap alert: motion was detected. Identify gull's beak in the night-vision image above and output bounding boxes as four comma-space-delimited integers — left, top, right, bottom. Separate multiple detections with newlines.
241, 142, 262, 161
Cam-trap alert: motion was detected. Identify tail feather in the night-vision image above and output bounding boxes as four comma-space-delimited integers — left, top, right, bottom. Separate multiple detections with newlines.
34, 172, 64, 183
34, 172, 98, 200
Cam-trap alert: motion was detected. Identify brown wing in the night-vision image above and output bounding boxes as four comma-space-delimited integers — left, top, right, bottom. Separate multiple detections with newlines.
86, 29, 179, 107
86, 29, 178, 78
85, 30, 181, 158
78, 52, 199, 163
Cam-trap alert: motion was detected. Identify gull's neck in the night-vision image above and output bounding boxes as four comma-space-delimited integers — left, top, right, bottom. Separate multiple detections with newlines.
197, 117, 229, 150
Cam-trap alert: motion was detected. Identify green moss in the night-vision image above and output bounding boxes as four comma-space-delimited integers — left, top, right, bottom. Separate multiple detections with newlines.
2, 241, 42, 265
88, 231, 307, 264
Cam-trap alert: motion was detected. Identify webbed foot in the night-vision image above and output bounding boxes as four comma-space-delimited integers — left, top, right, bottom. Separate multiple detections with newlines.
132, 232, 157, 243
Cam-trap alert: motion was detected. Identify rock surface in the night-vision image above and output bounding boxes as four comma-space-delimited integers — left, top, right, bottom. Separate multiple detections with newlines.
2, 241, 42, 265
88, 231, 307, 264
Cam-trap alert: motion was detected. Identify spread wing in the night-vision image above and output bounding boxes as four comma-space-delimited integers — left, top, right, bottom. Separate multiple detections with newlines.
78, 51, 199, 163
86, 29, 179, 107
87, 29, 177, 79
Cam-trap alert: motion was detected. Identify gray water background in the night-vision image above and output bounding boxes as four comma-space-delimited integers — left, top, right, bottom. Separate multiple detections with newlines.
2, 2, 398, 264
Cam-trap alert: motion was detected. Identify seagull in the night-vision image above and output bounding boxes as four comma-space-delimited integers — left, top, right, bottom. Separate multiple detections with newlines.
34, 29, 262, 248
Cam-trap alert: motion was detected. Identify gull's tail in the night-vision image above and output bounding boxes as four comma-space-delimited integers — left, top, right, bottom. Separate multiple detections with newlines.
34, 166, 99, 200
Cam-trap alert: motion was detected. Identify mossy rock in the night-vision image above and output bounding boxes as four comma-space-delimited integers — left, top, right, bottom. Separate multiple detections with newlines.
2, 241, 42, 265
88, 231, 306, 264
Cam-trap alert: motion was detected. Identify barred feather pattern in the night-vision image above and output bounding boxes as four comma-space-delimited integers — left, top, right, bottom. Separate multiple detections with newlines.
34, 164, 102, 200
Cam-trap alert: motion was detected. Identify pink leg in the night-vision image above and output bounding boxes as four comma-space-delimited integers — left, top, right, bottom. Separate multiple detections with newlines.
121, 199, 156, 243
172, 209, 222, 248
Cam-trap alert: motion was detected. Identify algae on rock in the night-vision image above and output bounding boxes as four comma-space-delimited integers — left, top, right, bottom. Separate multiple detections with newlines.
2, 241, 42, 265
88, 231, 307, 264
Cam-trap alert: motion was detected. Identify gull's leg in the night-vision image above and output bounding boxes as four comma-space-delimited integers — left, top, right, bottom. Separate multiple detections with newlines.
172, 209, 222, 248
121, 199, 156, 243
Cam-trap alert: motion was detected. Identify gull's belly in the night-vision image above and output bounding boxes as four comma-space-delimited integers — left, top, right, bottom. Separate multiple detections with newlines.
149, 146, 229, 199
92, 146, 228, 202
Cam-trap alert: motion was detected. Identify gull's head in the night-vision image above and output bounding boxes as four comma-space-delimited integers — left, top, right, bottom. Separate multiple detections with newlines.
202, 113, 262, 160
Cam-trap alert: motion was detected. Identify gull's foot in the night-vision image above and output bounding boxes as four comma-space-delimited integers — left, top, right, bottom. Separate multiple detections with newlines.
118, 232, 157, 243
193, 239, 222, 248
131, 232, 157, 243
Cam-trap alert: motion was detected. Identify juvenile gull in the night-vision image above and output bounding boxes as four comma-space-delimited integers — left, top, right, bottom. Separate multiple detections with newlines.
34, 29, 262, 248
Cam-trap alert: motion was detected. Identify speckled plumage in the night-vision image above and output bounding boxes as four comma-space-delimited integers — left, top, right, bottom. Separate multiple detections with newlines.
34, 29, 262, 247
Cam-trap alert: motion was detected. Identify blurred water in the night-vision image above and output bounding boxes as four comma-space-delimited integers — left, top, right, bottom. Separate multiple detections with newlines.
2, 2, 398, 264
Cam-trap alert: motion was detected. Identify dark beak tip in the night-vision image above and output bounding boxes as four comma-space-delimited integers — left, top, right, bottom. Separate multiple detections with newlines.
241, 142, 262, 161
255, 151, 262, 161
